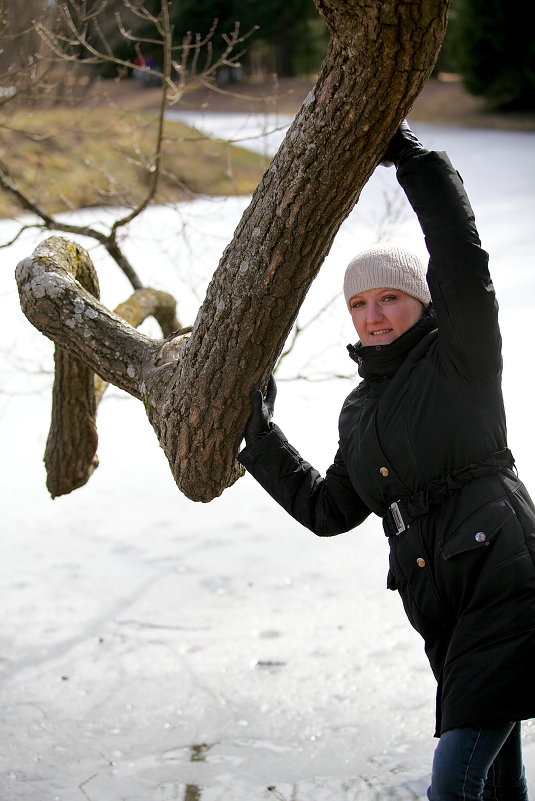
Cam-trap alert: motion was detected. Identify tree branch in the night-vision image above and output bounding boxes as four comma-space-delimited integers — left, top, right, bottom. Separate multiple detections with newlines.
110, 0, 173, 234
15, 237, 155, 399
17, 237, 183, 498
94, 287, 182, 405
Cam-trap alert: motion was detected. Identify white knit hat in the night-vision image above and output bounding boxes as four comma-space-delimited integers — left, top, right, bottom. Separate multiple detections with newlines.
343, 243, 431, 309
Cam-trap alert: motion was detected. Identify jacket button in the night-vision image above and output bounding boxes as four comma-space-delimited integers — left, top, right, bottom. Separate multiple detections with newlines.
475, 531, 486, 543
379, 466, 389, 477
416, 557, 426, 567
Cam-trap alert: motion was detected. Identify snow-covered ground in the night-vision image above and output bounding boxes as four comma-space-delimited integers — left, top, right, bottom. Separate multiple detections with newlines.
1, 120, 535, 800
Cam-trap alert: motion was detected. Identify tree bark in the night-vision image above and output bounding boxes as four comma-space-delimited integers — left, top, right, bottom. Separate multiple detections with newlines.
43, 239, 101, 498
16, 0, 450, 502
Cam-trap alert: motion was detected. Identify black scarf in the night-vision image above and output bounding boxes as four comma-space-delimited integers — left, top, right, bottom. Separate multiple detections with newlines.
347, 306, 437, 381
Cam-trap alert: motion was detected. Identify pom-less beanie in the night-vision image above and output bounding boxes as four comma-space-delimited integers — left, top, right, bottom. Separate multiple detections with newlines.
343, 244, 431, 309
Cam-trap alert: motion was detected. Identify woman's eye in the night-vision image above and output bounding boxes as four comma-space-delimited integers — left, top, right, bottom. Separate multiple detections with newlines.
382, 295, 397, 302
351, 300, 364, 309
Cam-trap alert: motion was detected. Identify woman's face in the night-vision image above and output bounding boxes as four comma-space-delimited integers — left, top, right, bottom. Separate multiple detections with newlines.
349, 287, 424, 346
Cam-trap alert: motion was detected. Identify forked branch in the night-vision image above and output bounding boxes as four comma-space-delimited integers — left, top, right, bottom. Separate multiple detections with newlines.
16, 236, 183, 497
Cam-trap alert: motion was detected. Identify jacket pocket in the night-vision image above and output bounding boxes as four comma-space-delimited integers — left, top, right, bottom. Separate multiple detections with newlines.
440, 497, 514, 560
388, 523, 450, 638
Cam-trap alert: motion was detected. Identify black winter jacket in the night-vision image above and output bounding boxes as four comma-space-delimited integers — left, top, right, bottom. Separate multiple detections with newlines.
238, 151, 535, 735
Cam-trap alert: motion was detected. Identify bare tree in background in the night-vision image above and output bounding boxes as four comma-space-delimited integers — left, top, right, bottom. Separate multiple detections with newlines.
15, 0, 451, 503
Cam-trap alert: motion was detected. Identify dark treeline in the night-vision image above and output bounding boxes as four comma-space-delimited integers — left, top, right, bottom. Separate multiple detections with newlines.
2, 0, 534, 110
169, 0, 329, 78
123, 0, 535, 110
82, 0, 329, 80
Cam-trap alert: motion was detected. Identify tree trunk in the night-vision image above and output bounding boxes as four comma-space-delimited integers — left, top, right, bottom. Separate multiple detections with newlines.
16, 0, 450, 502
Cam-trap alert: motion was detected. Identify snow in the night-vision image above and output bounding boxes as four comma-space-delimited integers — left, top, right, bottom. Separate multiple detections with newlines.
1, 120, 535, 800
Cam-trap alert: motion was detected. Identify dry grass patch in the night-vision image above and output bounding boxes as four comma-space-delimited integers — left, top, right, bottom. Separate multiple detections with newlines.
0, 106, 270, 218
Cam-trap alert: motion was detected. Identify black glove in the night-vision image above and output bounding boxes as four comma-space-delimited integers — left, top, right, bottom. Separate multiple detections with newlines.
380, 120, 425, 169
244, 375, 277, 446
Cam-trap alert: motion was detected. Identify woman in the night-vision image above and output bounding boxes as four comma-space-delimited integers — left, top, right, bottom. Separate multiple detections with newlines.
238, 122, 535, 800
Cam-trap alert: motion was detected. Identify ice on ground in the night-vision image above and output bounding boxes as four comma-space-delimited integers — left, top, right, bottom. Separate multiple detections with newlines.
1, 122, 534, 800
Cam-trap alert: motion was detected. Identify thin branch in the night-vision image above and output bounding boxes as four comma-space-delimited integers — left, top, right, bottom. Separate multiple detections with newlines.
0, 158, 143, 289
123, 0, 161, 27
115, 7, 163, 46
277, 292, 341, 367
110, 0, 172, 234
0, 222, 47, 249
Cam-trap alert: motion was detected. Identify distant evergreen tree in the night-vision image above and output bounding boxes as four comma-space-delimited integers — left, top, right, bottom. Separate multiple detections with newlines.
455, 0, 535, 110
242, 0, 328, 76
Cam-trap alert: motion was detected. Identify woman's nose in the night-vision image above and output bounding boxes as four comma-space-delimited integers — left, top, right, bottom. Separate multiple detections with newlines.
366, 301, 382, 323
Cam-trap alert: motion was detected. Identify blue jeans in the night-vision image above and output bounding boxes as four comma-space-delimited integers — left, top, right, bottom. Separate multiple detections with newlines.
427, 722, 529, 800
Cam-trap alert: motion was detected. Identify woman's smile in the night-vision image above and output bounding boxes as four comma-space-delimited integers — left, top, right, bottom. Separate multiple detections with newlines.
370, 327, 394, 336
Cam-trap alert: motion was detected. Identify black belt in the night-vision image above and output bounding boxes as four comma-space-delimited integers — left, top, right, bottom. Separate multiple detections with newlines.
384, 448, 515, 537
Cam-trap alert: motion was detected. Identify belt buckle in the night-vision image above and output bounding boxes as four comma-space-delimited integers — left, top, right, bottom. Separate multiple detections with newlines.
390, 501, 406, 535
